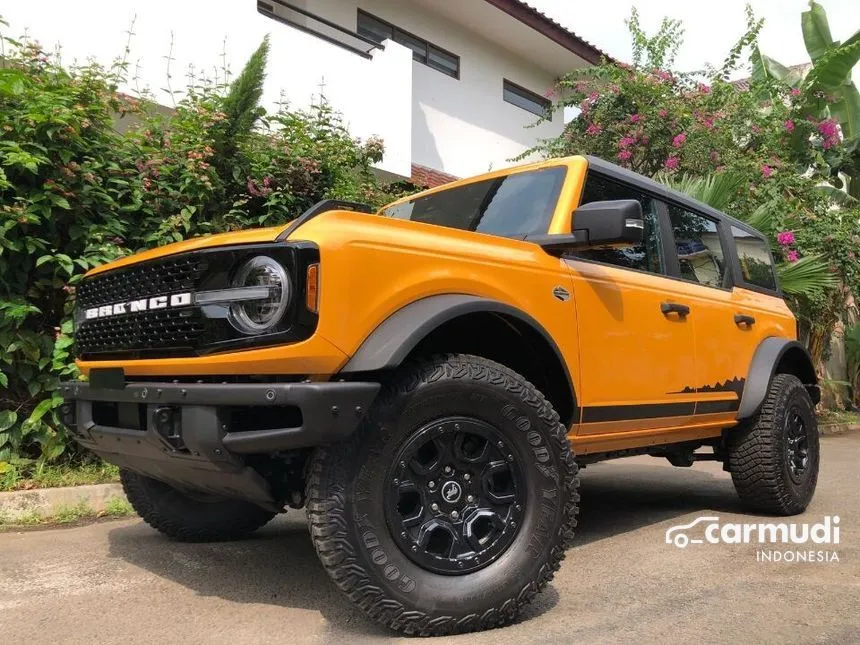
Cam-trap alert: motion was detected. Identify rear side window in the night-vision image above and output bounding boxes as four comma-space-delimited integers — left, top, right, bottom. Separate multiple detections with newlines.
732, 226, 778, 291
572, 173, 664, 274
381, 167, 566, 237
668, 206, 726, 288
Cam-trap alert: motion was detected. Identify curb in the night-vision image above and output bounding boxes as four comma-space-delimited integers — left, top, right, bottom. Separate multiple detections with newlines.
820, 423, 860, 436
0, 483, 127, 523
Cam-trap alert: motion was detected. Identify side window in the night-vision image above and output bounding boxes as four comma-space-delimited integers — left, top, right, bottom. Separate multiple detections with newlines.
668, 206, 725, 288
572, 173, 664, 274
732, 226, 777, 291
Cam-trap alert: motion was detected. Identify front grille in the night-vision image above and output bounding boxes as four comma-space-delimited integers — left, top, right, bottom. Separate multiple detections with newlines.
76, 256, 207, 309
76, 308, 207, 357
73, 243, 320, 360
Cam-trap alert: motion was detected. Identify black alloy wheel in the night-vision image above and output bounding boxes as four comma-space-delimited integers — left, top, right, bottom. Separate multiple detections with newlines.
385, 416, 525, 574
785, 407, 810, 483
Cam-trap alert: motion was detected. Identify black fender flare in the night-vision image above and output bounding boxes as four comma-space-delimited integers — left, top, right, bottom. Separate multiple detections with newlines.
339, 293, 576, 406
737, 338, 819, 419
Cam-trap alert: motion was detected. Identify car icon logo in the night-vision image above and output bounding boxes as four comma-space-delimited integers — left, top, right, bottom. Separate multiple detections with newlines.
441, 481, 462, 503
665, 516, 720, 548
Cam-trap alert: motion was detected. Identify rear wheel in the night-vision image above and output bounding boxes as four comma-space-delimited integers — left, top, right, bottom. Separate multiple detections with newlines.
728, 373, 819, 515
307, 354, 579, 636
120, 469, 276, 542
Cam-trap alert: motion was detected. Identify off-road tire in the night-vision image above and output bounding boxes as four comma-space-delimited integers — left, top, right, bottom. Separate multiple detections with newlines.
728, 373, 819, 515
307, 354, 579, 636
120, 469, 276, 542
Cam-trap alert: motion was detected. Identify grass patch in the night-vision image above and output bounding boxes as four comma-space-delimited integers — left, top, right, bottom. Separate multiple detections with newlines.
0, 496, 135, 530
0, 461, 120, 492
818, 409, 860, 426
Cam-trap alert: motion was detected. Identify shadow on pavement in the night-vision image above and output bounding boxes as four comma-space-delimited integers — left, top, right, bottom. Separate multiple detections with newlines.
106, 458, 742, 638
575, 459, 747, 546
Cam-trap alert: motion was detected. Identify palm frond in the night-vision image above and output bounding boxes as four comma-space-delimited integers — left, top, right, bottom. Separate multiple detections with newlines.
743, 203, 776, 233
777, 255, 838, 296
815, 183, 859, 207
655, 171, 746, 211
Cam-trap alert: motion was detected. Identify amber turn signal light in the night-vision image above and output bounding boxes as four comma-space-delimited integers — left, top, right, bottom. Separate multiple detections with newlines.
306, 264, 319, 313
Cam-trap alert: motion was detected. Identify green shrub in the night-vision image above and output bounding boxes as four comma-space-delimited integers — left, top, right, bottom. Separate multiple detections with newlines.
0, 23, 412, 472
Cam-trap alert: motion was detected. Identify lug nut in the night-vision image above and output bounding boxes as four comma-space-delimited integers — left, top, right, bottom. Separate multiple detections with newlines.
466, 495, 474, 503
463, 473, 471, 481
443, 465, 453, 475
451, 510, 459, 520
431, 503, 439, 512
428, 481, 436, 489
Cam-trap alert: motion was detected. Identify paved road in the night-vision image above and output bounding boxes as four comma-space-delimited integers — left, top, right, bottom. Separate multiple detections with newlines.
2, 433, 858, 645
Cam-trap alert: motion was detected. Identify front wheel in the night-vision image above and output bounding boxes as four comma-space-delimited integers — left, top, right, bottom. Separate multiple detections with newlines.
307, 354, 579, 636
728, 373, 819, 515
120, 470, 277, 542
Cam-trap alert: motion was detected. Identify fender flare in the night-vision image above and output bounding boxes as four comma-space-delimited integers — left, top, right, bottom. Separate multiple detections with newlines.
737, 337, 819, 419
339, 294, 575, 404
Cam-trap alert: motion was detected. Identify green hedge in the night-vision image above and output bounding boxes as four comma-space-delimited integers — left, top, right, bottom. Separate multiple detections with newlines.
0, 30, 410, 475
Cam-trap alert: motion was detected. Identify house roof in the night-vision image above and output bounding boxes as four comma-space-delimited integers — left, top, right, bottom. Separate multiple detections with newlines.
411, 163, 459, 188
484, 0, 613, 65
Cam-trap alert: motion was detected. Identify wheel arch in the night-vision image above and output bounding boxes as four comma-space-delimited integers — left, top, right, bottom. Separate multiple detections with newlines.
339, 295, 577, 427
737, 337, 819, 419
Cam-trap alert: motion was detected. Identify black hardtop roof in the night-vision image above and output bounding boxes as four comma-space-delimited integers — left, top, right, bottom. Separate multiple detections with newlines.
584, 156, 767, 242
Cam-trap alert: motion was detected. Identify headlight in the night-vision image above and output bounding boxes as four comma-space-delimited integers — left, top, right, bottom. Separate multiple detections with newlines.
228, 256, 291, 334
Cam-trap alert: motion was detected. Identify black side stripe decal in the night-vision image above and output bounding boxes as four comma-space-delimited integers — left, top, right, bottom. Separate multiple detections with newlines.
581, 399, 739, 423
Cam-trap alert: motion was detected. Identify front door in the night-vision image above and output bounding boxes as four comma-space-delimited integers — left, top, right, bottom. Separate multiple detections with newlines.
564, 173, 697, 437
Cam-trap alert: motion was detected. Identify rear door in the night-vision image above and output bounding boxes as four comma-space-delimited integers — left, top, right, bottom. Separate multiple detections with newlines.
564, 173, 698, 436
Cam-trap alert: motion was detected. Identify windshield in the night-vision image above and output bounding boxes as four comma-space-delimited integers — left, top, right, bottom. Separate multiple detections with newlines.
381, 167, 566, 238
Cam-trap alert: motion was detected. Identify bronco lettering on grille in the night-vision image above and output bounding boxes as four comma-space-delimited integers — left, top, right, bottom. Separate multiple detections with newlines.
84, 292, 192, 320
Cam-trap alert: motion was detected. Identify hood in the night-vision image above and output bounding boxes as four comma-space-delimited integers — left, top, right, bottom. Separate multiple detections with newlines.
84, 224, 290, 277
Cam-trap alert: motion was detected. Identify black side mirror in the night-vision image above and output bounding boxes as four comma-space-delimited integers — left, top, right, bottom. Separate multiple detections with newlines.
529, 199, 645, 255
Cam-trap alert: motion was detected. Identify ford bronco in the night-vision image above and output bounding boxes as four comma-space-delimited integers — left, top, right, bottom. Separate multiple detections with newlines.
61, 155, 819, 635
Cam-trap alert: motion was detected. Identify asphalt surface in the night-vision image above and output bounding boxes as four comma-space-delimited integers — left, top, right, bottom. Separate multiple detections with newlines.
2, 433, 858, 645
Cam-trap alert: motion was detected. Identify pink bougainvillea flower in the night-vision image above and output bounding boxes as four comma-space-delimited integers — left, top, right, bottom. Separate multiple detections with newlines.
588, 92, 600, 102
787, 250, 799, 262
618, 136, 636, 149
710, 150, 720, 162
818, 118, 840, 149
543, 87, 557, 99
629, 114, 641, 123
658, 109, 668, 118
761, 165, 774, 178
664, 156, 680, 170
672, 133, 687, 148
776, 231, 795, 246
697, 82, 710, 94
784, 119, 795, 132
585, 123, 602, 135
617, 150, 633, 161
790, 87, 801, 96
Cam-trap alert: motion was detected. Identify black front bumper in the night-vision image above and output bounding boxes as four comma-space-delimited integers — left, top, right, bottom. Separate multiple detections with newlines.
60, 380, 380, 509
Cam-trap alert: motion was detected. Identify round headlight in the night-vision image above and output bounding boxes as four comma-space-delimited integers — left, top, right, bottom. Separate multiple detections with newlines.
229, 256, 291, 334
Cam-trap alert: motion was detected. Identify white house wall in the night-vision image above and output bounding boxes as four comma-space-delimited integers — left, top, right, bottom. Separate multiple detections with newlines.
5, 0, 566, 180
350, 0, 565, 178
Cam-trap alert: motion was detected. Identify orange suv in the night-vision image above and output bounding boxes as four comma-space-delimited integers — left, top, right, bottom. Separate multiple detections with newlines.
61, 155, 820, 635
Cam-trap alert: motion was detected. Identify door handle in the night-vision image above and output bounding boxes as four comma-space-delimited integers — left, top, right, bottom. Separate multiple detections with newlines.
661, 302, 690, 317
734, 313, 756, 326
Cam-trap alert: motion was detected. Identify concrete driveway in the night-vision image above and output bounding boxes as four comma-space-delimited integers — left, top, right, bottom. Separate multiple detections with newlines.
2, 433, 858, 645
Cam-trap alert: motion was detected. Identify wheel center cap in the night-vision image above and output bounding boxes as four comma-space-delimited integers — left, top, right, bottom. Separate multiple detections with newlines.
441, 480, 462, 504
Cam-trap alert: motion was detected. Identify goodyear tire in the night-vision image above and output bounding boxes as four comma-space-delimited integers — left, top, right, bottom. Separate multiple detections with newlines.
120, 469, 276, 542
307, 354, 579, 636
728, 373, 819, 515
